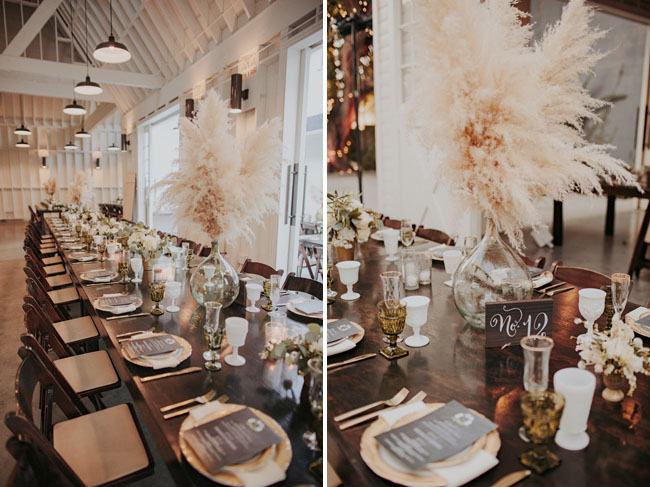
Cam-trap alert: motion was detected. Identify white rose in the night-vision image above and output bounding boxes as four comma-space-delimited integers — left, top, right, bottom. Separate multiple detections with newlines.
143, 235, 160, 252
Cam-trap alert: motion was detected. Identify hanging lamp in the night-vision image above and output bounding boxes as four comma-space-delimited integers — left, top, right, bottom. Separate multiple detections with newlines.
14, 95, 32, 135
64, 81, 87, 115
64, 141, 77, 150
93, 0, 131, 63
75, 0, 102, 95
75, 116, 91, 138
15, 139, 30, 148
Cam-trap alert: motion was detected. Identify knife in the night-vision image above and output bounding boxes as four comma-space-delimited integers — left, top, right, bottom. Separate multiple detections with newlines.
327, 353, 376, 370
537, 281, 565, 294
106, 312, 149, 321
490, 469, 531, 487
140, 366, 202, 383
548, 286, 574, 296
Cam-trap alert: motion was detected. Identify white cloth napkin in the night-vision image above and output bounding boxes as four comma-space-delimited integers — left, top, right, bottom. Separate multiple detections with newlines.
327, 339, 355, 356
626, 307, 648, 321
94, 276, 113, 282
293, 300, 323, 315
231, 460, 286, 487
378, 401, 499, 487
144, 354, 181, 369
102, 293, 136, 314
189, 400, 225, 422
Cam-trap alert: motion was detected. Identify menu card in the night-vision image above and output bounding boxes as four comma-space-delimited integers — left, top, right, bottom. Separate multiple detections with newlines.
85, 269, 115, 278
636, 314, 650, 329
327, 319, 359, 343
184, 408, 283, 475
294, 300, 323, 315
122, 334, 181, 359
100, 295, 138, 307
375, 401, 497, 470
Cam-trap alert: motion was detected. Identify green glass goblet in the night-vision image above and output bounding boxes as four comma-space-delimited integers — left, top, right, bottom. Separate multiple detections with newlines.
150, 281, 166, 316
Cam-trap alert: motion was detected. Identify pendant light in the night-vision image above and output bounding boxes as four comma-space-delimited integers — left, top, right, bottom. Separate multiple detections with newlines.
64, 141, 77, 150
16, 139, 30, 148
75, 0, 102, 96
64, 82, 87, 115
75, 117, 91, 138
93, 0, 131, 64
14, 95, 32, 135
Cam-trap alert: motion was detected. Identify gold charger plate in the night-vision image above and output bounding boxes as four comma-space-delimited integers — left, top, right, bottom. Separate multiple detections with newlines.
326, 318, 364, 348
360, 402, 501, 487
630, 311, 650, 339
120, 333, 192, 368
179, 403, 292, 486
93, 295, 143, 313
70, 252, 98, 262
81, 271, 119, 283
287, 298, 323, 320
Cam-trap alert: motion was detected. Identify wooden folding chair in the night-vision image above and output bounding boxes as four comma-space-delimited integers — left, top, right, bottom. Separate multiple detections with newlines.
5, 346, 152, 486
416, 227, 455, 246
25, 277, 80, 320
552, 265, 611, 288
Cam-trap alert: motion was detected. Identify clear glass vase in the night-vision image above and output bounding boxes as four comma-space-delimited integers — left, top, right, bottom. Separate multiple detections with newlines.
189, 239, 239, 307
452, 218, 533, 328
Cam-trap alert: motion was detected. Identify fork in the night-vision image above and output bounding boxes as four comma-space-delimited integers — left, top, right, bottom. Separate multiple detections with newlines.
163, 394, 229, 420
339, 390, 428, 430
160, 389, 217, 413
535, 281, 565, 294
334, 387, 409, 422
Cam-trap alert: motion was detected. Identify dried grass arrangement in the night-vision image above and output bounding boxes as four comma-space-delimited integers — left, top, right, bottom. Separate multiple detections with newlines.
157, 90, 282, 245
409, 0, 636, 247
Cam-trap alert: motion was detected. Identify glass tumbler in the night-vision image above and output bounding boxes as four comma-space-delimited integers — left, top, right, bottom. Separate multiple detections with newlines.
401, 250, 420, 291
521, 335, 554, 392
611, 273, 630, 318
203, 301, 223, 371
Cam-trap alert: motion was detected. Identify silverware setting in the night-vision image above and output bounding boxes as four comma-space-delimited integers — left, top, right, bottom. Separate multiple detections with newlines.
140, 366, 202, 383
535, 281, 565, 294
546, 286, 574, 296
106, 312, 149, 321
117, 328, 155, 342
327, 353, 376, 370
339, 390, 428, 430
490, 469, 531, 487
160, 389, 217, 413
334, 388, 409, 422
163, 393, 229, 420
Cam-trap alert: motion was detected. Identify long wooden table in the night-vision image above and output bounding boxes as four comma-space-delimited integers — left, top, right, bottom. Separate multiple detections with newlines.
327, 239, 650, 485
45, 218, 321, 486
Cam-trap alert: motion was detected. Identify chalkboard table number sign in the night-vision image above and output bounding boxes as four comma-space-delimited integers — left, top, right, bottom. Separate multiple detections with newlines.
485, 299, 553, 348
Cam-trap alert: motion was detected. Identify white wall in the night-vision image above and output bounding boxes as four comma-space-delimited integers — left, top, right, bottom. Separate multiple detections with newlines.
0, 124, 123, 220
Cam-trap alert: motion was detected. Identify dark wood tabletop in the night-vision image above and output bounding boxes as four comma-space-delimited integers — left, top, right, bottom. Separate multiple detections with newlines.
327, 239, 650, 486
45, 218, 322, 487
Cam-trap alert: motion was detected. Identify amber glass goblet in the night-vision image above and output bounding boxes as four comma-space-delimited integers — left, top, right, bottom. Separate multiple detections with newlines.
185, 248, 194, 270
150, 281, 166, 316
519, 390, 565, 475
377, 300, 409, 360
97, 242, 107, 262
118, 260, 130, 284
261, 279, 274, 312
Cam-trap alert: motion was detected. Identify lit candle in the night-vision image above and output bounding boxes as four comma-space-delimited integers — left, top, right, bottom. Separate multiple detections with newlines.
153, 268, 163, 281
265, 321, 287, 344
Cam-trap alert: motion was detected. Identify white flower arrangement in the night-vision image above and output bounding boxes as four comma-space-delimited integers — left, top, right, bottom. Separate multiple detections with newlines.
128, 227, 165, 263
156, 90, 282, 245
327, 191, 379, 249
575, 316, 650, 395
408, 0, 636, 248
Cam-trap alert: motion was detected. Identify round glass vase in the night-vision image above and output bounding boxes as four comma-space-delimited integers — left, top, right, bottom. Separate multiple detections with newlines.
189, 239, 239, 307
452, 218, 533, 328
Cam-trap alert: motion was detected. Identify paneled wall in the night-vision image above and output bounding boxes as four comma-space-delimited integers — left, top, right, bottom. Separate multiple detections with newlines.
0, 124, 123, 220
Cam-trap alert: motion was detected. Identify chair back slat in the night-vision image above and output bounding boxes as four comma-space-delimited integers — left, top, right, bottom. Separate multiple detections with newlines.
282, 272, 323, 299
241, 259, 283, 280
553, 265, 611, 289
22, 303, 73, 358
416, 226, 455, 246
25, 278, 63, 323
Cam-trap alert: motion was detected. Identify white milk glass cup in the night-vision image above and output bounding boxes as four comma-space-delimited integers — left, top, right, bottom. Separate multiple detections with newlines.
165, 281, 181, 312
336, 261, 361, 301
225, 317, 249, 366
246, 282, 263, 313
578, 288, 606, 335
401, 296, 431, 347
383, 228, 400, 261
554, 368, 596, 451
130, 257, 143, 283
106, 242, 118, 261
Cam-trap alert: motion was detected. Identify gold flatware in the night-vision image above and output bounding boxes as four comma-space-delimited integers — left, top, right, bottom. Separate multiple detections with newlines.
116, 329, 150, 339
490, 469, 531, 487
547, 286, 574, 296
106, 312, 149, 321
86, 282, 116, 287
160, 389, 218, 413
140, 366, 202, 383
334, 388, 409, 422
327, 353, 376, 370
536, 281, 565, 294
339, 391, 428, 431
163, 394, 229, 420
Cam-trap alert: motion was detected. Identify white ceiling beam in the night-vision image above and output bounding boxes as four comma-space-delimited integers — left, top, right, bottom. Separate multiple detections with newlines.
123, 0, 320, 130
3, 0, 64, 56
0, 70, 115, 102
72, 102, 116, 133
0, 55, 162, 88
241, 0, 255, 19
139, 7, 185, 75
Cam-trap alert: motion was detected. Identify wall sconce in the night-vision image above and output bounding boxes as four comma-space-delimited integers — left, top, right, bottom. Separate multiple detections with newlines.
121, 133, 130, 152
185, 98, 195, 119
92, 151, 102, 169
38, 149, 49, 168
229, 74, 248, 114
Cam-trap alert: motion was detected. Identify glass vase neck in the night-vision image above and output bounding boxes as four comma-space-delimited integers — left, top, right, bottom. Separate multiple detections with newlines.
210, 239, 221, 254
